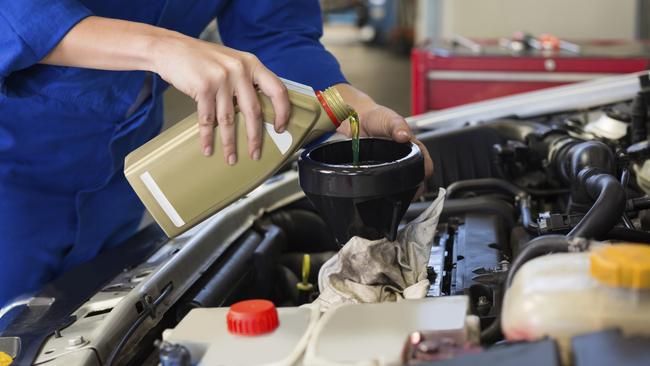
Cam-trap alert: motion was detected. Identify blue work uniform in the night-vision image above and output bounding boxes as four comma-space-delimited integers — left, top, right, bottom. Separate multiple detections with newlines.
0, 0, 346, 306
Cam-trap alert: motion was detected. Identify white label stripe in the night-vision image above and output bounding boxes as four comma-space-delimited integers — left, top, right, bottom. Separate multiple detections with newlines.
264, 122, 292, 155
280, 77, 315, 96
140, 171, 185, 227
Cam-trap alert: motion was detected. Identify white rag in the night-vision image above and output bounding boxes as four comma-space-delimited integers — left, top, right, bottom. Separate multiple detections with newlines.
314, 188, 446, 311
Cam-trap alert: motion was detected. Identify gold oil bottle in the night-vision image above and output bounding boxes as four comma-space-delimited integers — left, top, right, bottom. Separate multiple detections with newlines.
124, 79, 349, 237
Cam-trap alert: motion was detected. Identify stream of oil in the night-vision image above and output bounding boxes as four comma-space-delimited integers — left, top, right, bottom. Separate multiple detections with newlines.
349, 110, 360, 166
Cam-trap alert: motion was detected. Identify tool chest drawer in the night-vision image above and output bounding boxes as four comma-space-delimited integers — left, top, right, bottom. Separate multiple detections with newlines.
411, 39, 650, 114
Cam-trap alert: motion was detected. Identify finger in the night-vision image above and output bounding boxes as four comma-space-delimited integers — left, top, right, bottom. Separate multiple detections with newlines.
197, 93, 217, 156
336, 119, 351, 137
413, 139, 434, 179
412, 139, 433, 200
363, 109, 412, 142
235, 81, 263, 160
216, 86, 237, 165
254, 66, 290, 133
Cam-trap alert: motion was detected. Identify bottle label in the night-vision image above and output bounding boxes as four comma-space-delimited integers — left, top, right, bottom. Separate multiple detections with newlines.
264, 122, 293, 155
140, 171, 186, 227
280, 78, 315, 96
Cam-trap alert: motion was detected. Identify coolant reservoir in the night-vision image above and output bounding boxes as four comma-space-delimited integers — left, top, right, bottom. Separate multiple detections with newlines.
502, 244, 650, 358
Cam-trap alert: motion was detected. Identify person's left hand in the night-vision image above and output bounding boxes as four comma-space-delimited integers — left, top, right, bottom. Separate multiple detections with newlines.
336, 104, 434, 189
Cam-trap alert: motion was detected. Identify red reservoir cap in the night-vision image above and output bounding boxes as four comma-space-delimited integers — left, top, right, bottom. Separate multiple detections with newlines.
226, 299, 279, 336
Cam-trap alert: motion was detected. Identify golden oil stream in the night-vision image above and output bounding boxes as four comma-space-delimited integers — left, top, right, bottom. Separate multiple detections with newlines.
318, 87, 361, 166
349, 111, 360, 166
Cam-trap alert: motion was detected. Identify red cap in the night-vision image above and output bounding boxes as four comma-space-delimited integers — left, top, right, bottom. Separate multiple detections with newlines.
226, 299, 279, 336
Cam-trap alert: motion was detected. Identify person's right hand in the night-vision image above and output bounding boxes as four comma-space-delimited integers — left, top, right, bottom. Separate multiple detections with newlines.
152, 34, 290, 164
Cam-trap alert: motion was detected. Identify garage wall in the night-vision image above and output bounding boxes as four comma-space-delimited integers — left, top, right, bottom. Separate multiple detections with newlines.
417, 0, 639, 41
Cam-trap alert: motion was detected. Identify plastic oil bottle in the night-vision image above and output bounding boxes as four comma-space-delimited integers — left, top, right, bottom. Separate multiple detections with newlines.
124, 79, 351, 237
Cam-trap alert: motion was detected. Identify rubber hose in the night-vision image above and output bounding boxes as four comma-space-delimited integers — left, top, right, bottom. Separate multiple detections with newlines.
487, 236, 585, 344
480, 317, 504, 344
568, 173, 626, 240
405, 197, 516, 227
631, 93, 647, 144
447, 178, 526, 200
268, 209, 338, 252
505, 235, 572, 288
605, 227, 650, 244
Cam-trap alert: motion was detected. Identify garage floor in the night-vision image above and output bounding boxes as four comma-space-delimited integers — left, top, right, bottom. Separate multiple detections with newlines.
162, 25, 411, 129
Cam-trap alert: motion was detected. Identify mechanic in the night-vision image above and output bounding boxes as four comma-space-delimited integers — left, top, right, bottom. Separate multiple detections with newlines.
0, 1, 432, 306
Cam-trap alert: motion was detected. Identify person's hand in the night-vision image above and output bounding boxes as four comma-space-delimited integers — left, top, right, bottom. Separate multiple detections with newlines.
152, 35, 290, 164
336, 104, 434, 182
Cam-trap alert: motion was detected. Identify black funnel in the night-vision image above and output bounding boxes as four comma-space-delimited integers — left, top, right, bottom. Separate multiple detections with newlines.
298, 138, 424, 244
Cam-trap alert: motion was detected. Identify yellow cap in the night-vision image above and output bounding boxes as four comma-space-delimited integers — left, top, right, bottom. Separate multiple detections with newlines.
590, 244, 650, 289
0, 351, 12, 366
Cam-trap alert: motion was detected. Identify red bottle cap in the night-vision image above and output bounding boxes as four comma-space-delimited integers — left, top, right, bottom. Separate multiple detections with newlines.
226, 299, 279, 336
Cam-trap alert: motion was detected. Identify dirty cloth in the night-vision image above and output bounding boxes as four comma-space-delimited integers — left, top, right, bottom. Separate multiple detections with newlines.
315, 189, 446, 310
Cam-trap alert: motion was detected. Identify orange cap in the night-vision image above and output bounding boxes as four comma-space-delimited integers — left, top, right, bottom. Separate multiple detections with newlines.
590, 244, 650, 289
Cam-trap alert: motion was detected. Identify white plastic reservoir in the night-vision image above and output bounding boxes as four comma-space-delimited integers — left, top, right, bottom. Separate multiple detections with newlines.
304, 296, 476, 365
162, 296, 475, 365
502, 244, 650, 357
162, 303, 319, 366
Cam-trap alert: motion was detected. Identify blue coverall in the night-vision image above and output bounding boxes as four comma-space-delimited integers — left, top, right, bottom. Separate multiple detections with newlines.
0, 0, 346, 306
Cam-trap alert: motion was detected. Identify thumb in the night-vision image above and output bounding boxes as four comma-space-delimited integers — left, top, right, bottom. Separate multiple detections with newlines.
362, 108, 412, 142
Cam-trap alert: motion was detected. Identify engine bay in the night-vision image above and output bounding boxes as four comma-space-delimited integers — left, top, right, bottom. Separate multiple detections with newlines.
2, 72, 650, 365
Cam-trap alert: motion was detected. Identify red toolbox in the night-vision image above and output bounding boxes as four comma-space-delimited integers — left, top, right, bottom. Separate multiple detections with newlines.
411, 38, 650, 115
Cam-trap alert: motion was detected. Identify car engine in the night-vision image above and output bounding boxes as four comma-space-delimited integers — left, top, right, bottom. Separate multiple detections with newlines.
2, 73, 650, 365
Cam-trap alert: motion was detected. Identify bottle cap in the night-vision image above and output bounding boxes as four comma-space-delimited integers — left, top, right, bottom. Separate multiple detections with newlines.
316, 87, 351, 127
590, 244, 650, 289
226, 299, 279, 336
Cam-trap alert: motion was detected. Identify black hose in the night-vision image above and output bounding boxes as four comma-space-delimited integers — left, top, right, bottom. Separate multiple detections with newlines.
619, 169, 635, 230
627, 196, 650, 211
631, 92, 648, 144
480, 317, 504, 344
186, 230, 264, 310
446, 178, 568, 201
568, 172, 626, 240
268, 209, 338, 252
482, 236, 570, 343
605, 227, 650, 243
405, 196, 516, 227
505, 236, 576, 287
525, 187, 570, 197
484, 236, 589, 345
447, 178, 526, 200
443, 178, 544, 234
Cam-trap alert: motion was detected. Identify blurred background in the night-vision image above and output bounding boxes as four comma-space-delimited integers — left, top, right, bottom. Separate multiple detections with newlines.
164, 0, 650, 127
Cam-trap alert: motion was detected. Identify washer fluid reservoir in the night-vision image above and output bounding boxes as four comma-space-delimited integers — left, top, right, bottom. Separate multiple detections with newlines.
162, 300, 320, 366
502, 244, 650, 359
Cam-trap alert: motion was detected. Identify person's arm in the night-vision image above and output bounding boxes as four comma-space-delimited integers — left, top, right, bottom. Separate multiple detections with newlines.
0, 0, 91, 77
30, 16, 289, 164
